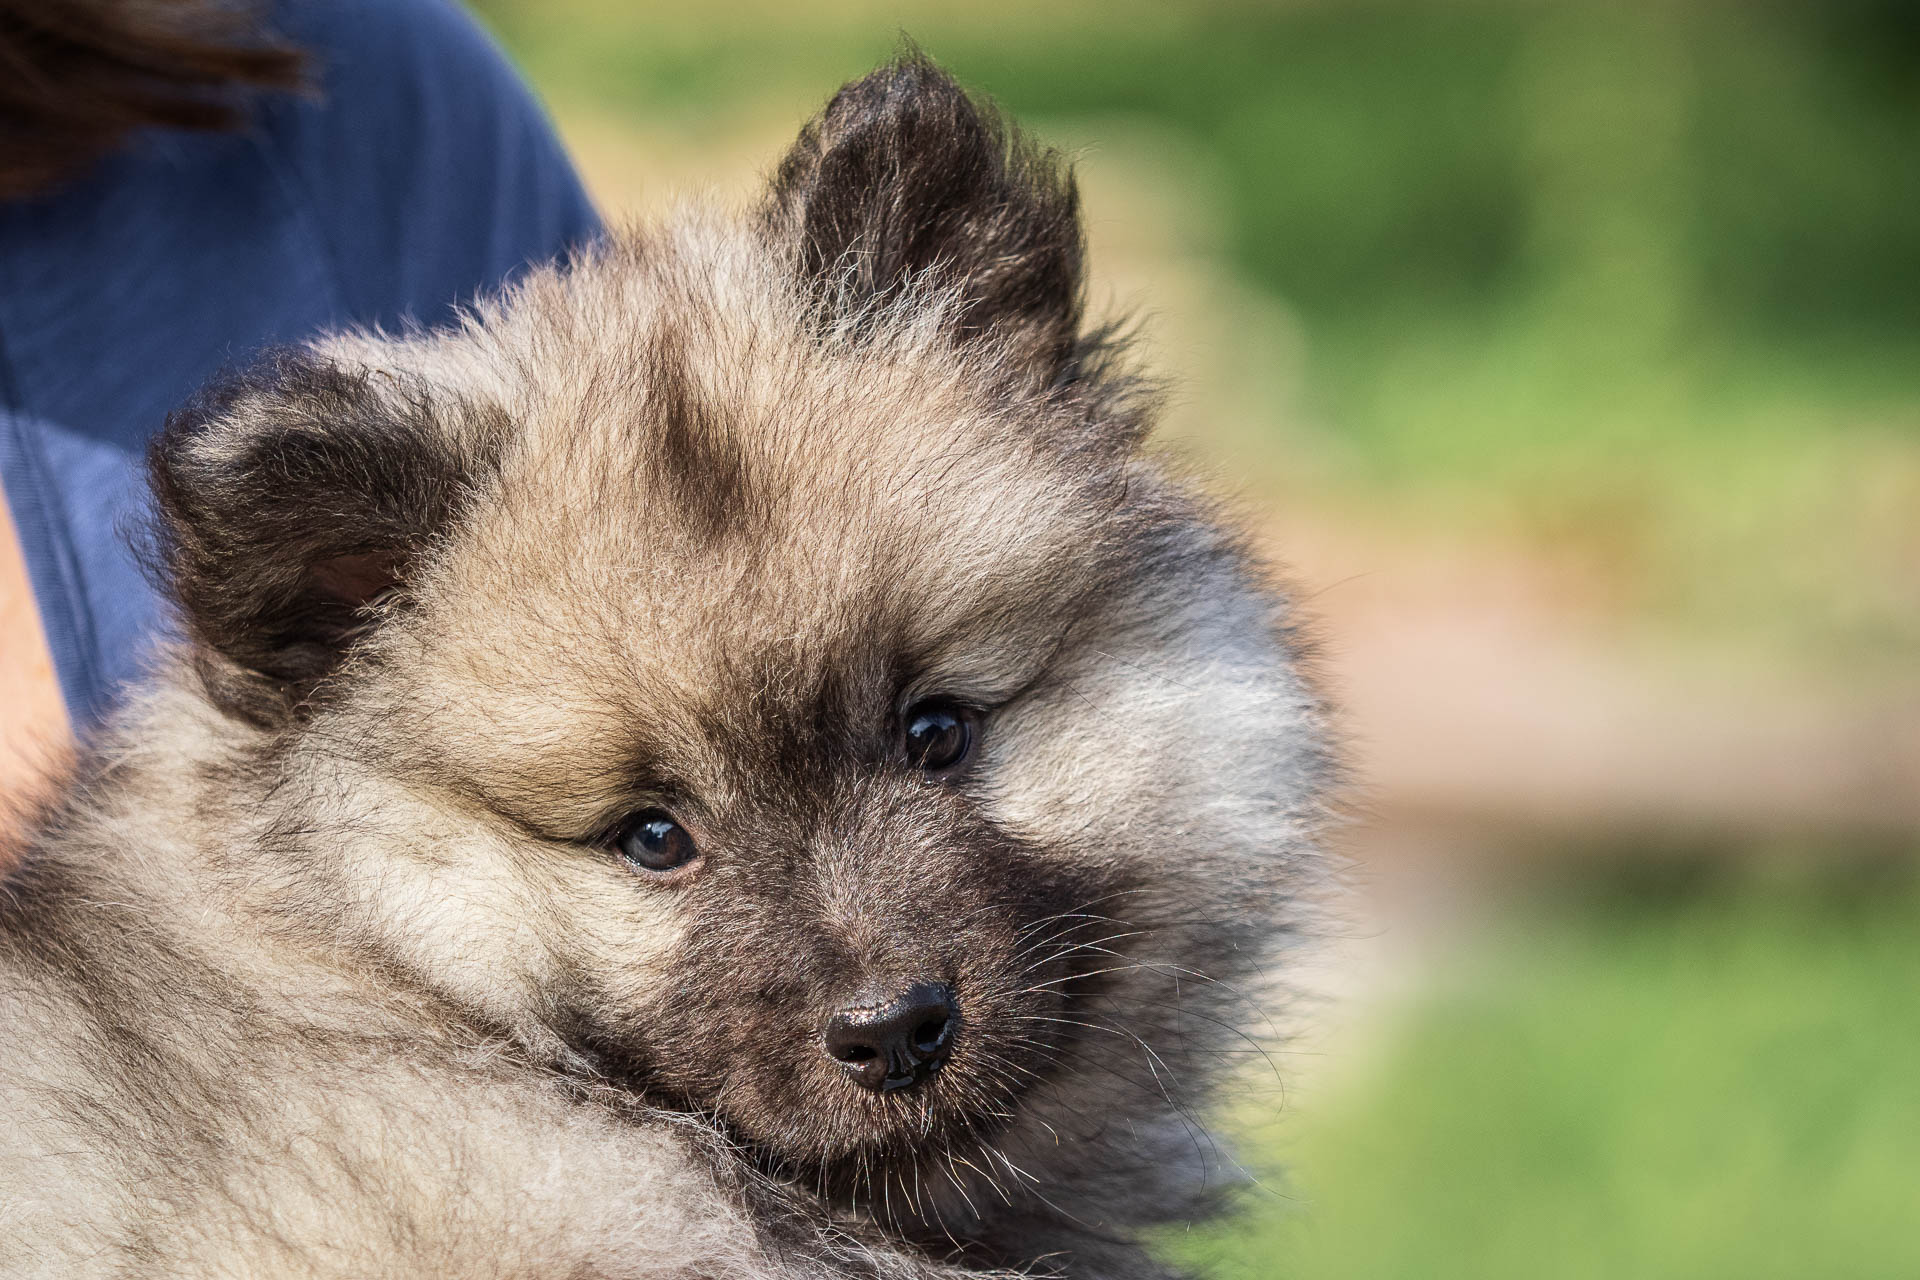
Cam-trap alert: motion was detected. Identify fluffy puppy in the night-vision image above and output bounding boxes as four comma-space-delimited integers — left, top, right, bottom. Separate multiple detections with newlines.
0, 57, 1333, 1279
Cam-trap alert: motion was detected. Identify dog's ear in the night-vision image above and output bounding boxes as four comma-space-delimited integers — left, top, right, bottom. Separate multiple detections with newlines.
765, 54, 1085, 377
148, 349, 499, 721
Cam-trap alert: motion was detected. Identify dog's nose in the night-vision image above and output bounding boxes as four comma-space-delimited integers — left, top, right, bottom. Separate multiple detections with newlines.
822, 981, 957, 1093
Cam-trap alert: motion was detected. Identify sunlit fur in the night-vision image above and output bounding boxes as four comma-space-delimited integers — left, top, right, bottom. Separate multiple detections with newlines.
0, 58, 1334, 1278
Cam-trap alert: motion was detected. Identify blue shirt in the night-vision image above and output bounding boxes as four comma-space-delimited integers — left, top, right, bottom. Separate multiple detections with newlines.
0, 0, 601, 729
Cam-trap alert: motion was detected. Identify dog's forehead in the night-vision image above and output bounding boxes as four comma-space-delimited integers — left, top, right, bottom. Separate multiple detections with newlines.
386, 333, 1119, 819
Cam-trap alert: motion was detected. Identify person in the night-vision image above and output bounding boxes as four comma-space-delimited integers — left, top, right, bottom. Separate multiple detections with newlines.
0, 0, 602, 802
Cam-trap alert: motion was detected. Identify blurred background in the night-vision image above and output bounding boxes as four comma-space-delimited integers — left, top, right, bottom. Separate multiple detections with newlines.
467, 1, 1919, 1274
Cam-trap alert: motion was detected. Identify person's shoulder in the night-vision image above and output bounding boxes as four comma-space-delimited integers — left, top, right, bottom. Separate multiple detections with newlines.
276, 0, 532, 117
264, 0, 602, 329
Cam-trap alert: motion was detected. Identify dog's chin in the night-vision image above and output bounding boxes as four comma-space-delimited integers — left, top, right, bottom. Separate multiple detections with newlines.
548, 1024, 1027, 1174
717, 1060, 1038, 1197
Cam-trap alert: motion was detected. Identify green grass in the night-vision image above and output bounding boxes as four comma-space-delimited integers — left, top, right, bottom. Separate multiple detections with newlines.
1166, 861, 1920, 1279
475, 0, 1920, 383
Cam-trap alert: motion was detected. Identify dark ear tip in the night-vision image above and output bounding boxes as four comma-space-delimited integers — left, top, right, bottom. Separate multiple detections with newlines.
809, 49, 992, 144
834, 47, 962, 101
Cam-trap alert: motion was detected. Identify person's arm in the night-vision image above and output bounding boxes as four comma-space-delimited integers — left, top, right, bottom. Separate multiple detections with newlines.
0, 488, 70, 816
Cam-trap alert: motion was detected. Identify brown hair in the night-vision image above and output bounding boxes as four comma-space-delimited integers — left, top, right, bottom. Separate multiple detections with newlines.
0, 0, 305, 200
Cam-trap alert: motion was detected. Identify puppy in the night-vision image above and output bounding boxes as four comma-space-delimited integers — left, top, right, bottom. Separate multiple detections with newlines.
0, 57, 1333, 1279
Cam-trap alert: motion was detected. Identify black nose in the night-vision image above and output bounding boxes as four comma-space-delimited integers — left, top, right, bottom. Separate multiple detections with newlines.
822, 981, 957, 1093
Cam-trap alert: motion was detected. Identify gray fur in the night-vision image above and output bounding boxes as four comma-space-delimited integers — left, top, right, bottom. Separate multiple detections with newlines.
0, 58, 1334, 1279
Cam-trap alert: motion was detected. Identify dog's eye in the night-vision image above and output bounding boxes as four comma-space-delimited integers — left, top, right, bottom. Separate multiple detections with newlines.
903, 701, 976, 773
612, 810, 699, 873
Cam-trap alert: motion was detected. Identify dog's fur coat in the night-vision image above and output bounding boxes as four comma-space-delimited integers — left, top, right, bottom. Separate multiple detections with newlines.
0, 59, 1332, 1278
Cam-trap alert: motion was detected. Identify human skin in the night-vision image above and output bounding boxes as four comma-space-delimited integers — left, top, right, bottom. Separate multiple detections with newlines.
0, 490, 70, 840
